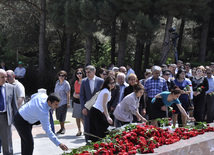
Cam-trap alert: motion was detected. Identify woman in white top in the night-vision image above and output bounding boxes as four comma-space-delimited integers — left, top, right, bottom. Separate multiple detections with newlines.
89, 76, 115, 142
114, 83, 147, 127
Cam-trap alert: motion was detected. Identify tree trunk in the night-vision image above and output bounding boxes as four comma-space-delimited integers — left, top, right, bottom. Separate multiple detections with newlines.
117, 21, 128, 67
160, 14, 173, 65
144, 43, 151, 73
63, 33, 72, 73
199, 17, 210, 62
177, 19, 185, 58
134, 37, 144, 79
85, 34, 93, 65
38, 0, 46, 88
60, 30, 66, 69
111, 17, 116, 65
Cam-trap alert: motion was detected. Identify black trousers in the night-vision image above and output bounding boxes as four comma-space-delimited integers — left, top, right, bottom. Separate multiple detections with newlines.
14, 112, 34, 155
193, 94, 206, 123
205, 95, 214, 123
146, 97, 153, 119
89, 107, 109, 142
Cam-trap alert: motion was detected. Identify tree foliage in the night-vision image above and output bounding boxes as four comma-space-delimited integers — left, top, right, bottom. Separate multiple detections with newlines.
0, 0, 214, 93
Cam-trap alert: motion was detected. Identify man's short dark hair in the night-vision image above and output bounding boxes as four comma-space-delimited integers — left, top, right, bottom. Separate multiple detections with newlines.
47, 93, 61, 103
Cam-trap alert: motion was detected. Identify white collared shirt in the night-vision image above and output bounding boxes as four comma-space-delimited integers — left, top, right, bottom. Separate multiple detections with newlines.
88, 76, 96, 94
14, 67, 26, 78
0, 85, 6, 112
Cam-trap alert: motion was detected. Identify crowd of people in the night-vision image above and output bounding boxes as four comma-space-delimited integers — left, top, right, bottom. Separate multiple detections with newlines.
0, 60, 214, 154
74, 61, 214, 143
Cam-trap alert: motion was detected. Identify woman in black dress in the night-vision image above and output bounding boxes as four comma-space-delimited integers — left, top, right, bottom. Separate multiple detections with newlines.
190, 66, 209, 123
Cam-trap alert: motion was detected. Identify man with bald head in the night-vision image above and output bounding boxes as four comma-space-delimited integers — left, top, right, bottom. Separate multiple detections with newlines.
7, 70, 25, 108
119, 66, 127, 75
0, 69, 17, 154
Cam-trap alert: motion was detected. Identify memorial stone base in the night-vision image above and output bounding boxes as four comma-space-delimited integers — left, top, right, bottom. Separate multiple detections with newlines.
144, 123, 214, 155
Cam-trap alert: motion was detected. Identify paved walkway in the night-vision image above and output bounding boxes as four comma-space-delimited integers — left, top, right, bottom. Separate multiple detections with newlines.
9, 107, 86, 155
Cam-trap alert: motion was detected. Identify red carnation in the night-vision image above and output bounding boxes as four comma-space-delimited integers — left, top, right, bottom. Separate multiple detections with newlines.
172, 110, 176, 113
94, 143, 100, 150
201, 86, 204, 89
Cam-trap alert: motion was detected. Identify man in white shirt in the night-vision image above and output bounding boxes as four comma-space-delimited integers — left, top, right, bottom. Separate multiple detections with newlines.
6, 70, 25, 108
14, 61, 26, 84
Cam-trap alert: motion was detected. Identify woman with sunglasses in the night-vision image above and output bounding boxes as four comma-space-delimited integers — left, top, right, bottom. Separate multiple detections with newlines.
72, 68, 85, 136
54, 70, 71, 134
89, 76, 115, 142
98, 68, 107, 79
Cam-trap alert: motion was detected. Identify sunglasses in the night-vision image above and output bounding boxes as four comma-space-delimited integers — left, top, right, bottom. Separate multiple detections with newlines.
164, 74, 170, 76
109, 82, 116, 85
102, 73, 107, 75
76, 72, 82, 75
207, 73, 212, 74
59, 75, 65, 77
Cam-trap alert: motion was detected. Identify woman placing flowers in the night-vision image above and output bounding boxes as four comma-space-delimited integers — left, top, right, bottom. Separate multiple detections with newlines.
89, 76, 115, 142
190, 66, 209, 123
150, 86, 195, 126
113, 83, 147, 127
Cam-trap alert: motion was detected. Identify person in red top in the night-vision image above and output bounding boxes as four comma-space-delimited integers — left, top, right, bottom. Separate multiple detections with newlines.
72, 68, 85, 136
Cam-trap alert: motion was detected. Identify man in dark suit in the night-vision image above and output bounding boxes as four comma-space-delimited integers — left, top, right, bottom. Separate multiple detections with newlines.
80, 65, 104, 143
0, 69, 17, 155
0, 61, 7, 71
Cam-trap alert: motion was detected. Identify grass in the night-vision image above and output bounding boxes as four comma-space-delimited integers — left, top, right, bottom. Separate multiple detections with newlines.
54, 120, 70, 125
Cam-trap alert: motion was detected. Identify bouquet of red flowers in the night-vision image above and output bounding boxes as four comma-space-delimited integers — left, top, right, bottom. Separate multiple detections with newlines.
197, 86, 204, 92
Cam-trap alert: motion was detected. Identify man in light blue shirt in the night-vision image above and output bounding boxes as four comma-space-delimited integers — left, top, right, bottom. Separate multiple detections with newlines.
14, 93, 68, 155
205, 68, 214, 123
